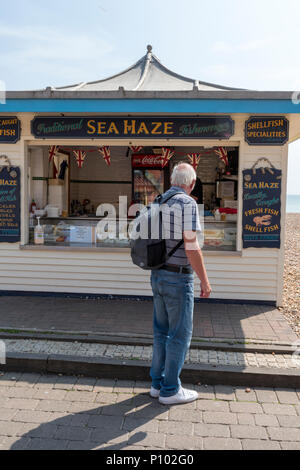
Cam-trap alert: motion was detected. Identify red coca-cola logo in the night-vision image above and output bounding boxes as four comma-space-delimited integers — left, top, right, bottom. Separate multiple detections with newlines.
132, 154, 165, 168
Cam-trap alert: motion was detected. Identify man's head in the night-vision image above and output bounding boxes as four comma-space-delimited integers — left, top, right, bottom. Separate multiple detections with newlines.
171, 163, 196, 195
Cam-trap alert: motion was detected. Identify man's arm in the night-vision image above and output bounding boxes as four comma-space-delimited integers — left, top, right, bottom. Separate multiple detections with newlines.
183, 230, 212, 298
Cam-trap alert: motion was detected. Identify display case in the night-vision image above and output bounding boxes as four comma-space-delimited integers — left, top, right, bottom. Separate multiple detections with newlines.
203, 221, 237, 251
29, 217, 131, 248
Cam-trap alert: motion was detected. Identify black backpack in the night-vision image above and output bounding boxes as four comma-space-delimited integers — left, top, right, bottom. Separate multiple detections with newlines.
130, 190, 184, 270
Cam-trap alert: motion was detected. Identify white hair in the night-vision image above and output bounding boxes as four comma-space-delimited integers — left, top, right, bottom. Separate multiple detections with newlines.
171, 162, 196, 187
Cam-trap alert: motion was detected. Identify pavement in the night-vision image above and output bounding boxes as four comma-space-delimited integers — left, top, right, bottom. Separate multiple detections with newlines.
0, 372, 300, 450
0, 295, 298, 344
0, 295, 300, 390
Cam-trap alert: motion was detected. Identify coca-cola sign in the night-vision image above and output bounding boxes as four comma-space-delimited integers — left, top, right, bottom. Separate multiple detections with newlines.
132, 154, 166, 168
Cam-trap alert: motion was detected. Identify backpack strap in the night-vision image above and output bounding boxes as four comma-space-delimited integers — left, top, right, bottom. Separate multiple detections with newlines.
159, 190, 186, 260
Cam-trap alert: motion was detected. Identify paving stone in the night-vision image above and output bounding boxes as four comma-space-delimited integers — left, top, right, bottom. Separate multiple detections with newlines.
203, 437, 242, 450
0, 420, 26, 437
64, 391, 96, 403
214, 385, 236, 401
73, 377, 97, 391
159, 420, 193, 436
54, 376, 78, 390
280, 441, 300, 450
203, 411, 238, 425
194, 423, 230, 438
237, 413, 255, 426
242, 439, 281, 450
267, 427, 300, 442
23, 423, 58, 439
127, 431, 166, 449
255, 388, 278, 403
26, 438, 69, 450
277, 415, 300, 428
197, 400, 229, 412
168, 408, 202, 423
88, 414, 123, 429
0, 436, 30, 450
0, 372, 22, 386
12, 410, 71, 424
134, 381, 151, 394
254, 414, 279, 427
262, 403, 297, 416
114, 380, 136, 394
0, 409, 18, 421
123, 417, 159, 433
54, 425, 92, 442
67, 402, 100, 415
15, 373, 41, 388
275, 389, 300, 405
4, 398, 40, 410
166, 435, 203, 450
230, 424, 268, 440
101, 403, 133, 417
229, 402, 263, 414
95, 392, 118, 404
36, 400, 72, 413
1, 386, 37, 399
33, 389, 67, 401
235, 387, 257, 402
93, 378, 116, 393
194, 384, 215, 399
34, 375, 59, 389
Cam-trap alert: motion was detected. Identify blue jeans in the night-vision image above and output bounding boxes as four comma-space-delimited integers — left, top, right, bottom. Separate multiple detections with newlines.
150, 269, 194, 397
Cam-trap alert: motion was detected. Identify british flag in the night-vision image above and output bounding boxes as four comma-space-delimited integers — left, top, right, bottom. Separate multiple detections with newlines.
73, 150, 87, 169
187, 153, 201, 170
161, 147, 174, 168
48, 146, 60, 162
130, 146, 143, 153
99, 146, 111, 166
215, 147, 229, 167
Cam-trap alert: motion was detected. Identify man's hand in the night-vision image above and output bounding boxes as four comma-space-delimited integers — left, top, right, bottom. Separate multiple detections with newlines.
200, 280, 212, 298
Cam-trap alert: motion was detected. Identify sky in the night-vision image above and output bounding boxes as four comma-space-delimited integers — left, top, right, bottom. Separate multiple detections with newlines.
0, 0, 299, 194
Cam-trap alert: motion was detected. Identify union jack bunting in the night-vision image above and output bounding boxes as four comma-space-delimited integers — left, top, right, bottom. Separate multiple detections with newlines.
215, 147, 229, 167
98, 146, 111, 166
130, 146, 143, 153
73, 150, 87, 169
48, 146, 60, 162
161, 147, 174, 168
187, 153, 201, 170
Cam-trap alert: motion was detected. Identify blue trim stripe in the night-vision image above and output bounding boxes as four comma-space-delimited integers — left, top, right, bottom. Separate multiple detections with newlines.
1, 99, 300, 114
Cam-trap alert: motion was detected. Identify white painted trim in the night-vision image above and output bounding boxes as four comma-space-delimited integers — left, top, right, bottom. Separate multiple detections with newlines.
276, 144, 288, 307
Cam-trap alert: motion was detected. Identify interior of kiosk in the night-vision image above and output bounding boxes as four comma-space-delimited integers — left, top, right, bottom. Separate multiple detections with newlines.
28, 145, 239, 251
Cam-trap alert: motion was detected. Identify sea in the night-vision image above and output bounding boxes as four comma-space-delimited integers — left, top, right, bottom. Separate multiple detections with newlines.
286, 195, 300, 213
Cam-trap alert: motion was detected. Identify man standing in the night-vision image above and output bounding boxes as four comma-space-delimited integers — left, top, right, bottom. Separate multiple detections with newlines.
150, 163, 212, 405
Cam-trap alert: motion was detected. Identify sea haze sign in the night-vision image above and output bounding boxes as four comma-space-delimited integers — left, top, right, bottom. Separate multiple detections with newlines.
0, 117, 21, 144
0, 166, 21, 243
31, 116, 234, 139
242, 167, 281, 249
245, 116, 289, 146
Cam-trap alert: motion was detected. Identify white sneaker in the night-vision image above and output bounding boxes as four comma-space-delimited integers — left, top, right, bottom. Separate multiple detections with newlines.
159, 387, 198, 405
150, 387, 160, 398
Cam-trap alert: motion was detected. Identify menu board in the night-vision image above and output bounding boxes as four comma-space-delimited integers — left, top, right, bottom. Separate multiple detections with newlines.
242, 168, 281, 249
0, 166, 21, 242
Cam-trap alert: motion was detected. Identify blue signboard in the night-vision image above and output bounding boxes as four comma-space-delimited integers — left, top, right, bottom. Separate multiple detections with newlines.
245, 116, 289, 146
242, 167, 281, 249
0, 117, 21, 144
31, 115, 234, 140
0, 166, 21, 243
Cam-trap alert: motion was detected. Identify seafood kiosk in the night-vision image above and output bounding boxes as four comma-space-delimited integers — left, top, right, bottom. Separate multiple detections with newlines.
1, 46, 300, 306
